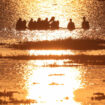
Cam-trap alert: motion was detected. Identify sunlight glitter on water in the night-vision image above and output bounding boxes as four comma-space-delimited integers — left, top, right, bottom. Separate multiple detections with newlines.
29, 50, 74, 56
20, 29, 78, 42
23, 60, 82, 105
26, 60, 66, 67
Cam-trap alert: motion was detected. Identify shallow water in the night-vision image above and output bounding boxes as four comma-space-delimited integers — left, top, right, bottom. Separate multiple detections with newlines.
0, 29, 105, 105
0, 59, 105, 105
1, 0, 105, 104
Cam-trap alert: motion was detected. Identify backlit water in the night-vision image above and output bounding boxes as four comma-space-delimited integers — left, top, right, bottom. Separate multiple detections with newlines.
0, 0, 105, 105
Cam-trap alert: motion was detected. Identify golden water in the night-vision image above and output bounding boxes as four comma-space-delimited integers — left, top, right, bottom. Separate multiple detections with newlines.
0, 0, 105, 105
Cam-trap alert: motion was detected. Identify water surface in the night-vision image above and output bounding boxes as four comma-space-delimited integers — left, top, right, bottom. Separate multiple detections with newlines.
0, 0, 105, 105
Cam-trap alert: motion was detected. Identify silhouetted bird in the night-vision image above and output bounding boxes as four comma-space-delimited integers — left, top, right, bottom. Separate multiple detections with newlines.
16, 18, 22, 30
55, 20, 59, 29
36, 18, 42, 29
28, 18, 34, 30
49, 16, 55, 23
67, 19, 75, 31
33, 20, 37, 30
43, 18, 50, 29
82, 17, 90, 30
22, 20, 27, 30
51, 20, 59, 29
16, 17, 60, 30
16, 18, 27, 30
49, 17, 59, 29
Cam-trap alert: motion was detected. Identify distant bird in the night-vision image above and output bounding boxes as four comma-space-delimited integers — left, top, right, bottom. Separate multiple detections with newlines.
67, 19, 75, 31
82, 17, 90, 30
